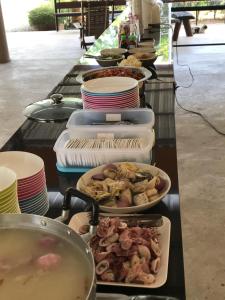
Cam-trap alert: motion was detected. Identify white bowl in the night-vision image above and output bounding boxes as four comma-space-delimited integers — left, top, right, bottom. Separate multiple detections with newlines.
101, 48, 128, 57
0, 167, 17, 194
76, 162, 171, 213
81, 76, 138, 94
0, 151, 44, 180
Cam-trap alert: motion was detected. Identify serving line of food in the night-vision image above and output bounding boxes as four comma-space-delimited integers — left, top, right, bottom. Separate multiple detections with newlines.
0, 3, 185, 300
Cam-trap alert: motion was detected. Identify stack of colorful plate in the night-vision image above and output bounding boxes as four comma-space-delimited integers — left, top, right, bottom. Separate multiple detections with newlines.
81, 77, 140, 109
0, 166, 21, 214
0, 151, 49, 215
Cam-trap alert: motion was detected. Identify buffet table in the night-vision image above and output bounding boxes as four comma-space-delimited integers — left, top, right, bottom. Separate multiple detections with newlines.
0, 4, 185, 300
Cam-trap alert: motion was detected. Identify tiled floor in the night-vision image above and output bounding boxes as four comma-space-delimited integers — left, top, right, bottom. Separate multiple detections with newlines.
1, 27, 225, 299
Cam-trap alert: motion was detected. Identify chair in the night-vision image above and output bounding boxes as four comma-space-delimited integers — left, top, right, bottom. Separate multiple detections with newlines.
54, 0, 82, 31
80, 1, 110, 50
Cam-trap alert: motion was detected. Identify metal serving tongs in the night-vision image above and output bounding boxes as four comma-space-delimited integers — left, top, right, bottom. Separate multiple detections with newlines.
100, 213, 163, 228
56, 187, 100, 242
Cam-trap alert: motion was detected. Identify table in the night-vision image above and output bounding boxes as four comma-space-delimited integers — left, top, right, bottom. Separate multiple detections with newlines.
171, 0, 225, 12
170, 1, 225, 46
54, 0, 127, 31
0, 4, 186, 300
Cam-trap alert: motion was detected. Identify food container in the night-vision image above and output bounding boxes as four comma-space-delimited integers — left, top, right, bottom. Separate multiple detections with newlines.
76, 162, 171, 213
133, 53, 158, 67
128, 47, 156, 55
76, 66, 152, 84
100, 48, 128, 57
96, 56, 124, 67
66, 108, 155, 135
0, 212, 96, 300
53, 129, 154, 168
69, 211, 171, 288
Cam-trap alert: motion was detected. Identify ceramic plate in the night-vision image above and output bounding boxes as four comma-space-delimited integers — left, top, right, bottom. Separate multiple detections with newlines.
69, 212, 171, 288
76, 162, 171, 214
82, 77, 138, 94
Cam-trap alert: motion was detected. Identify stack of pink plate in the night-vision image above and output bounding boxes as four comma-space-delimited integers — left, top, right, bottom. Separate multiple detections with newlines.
0, 151, 49, 215
81, 77, 140, 109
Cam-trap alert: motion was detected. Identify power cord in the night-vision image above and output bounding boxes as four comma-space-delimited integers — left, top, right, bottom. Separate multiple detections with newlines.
175, 86, 225, 136
159, 22, 194, 87
159, 22, 225, 136
174, 40, 194, 89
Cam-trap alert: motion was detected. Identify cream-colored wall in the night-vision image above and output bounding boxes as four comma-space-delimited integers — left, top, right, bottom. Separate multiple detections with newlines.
1, 0, 49, 31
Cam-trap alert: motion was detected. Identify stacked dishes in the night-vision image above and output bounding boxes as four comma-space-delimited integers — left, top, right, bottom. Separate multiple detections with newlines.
81, 77, 140, 109
0, 167, 20, 213
0, 151, 49, 215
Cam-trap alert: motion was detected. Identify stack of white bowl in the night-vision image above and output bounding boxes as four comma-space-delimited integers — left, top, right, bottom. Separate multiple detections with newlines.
0, 151, 49, 215
0, 166, 20, 213
81, 77, 140, 109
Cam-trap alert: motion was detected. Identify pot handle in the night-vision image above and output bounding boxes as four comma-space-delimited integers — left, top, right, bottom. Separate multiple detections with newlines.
96, 294, 129, 300
58, 187, 99, 226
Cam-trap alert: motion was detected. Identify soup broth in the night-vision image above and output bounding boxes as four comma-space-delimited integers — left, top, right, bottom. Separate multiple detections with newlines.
0, 228, 92, 300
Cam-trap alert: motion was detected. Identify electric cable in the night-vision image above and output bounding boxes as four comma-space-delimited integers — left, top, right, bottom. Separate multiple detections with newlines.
158, 22, 225, 136
175, 87, 225, 136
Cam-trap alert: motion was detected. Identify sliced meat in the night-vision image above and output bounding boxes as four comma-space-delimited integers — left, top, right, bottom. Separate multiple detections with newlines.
35, 253, 61, 271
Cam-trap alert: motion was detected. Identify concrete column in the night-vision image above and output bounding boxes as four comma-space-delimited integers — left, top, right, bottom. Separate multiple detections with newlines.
0, 1, 10, 63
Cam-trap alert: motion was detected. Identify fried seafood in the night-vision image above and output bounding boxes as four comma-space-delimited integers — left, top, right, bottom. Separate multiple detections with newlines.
81, 163, 167, 208
84, 67, 144, 81
90, 217, 161, 285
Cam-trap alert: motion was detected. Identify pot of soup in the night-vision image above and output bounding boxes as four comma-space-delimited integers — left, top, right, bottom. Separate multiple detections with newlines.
0, 188, 100, 300
0, 213, 96, 300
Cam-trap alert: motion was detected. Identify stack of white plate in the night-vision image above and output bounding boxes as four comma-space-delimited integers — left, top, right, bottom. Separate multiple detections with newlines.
81, 77, 140, 109
0, 167, 21, 214
0, 151, 49, 215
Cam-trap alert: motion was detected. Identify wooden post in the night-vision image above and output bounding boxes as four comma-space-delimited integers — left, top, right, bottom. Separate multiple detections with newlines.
0, 1, 10, 63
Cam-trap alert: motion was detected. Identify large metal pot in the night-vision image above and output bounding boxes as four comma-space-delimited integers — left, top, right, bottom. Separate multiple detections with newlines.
0, 188, 99, 300
0, 213, 96, 299
0, 188, 130, 300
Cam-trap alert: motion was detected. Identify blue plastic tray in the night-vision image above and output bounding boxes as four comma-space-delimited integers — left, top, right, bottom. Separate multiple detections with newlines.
56, 163, 91, 173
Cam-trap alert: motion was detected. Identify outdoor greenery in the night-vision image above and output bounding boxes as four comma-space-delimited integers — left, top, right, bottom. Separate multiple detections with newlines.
28, 5, 55, 31
173, 0, 225, 8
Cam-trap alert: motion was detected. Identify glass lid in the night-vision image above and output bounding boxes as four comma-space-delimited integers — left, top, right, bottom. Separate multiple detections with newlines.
24, 94, 83, 122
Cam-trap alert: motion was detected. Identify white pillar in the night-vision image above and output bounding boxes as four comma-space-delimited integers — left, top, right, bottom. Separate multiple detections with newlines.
0, 1, 10, 63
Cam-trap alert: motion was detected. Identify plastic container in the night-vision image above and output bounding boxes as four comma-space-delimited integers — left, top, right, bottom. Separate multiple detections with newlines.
53, 129, 154, 168
66, 108, 155, 137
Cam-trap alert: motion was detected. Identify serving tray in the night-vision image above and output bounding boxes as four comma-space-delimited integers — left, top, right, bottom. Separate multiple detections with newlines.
69, 212, 171, 289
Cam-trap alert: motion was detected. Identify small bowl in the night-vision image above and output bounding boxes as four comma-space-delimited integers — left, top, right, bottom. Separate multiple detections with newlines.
96, 56, 124, 67
128, 47, 156, 55
0, 151, 44, 181
133, 52, 158, 67
101, 48, 128, 57
0, 167, 17, 196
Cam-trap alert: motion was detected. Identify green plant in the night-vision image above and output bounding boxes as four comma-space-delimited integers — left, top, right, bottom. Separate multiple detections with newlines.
28, 5, 55, 31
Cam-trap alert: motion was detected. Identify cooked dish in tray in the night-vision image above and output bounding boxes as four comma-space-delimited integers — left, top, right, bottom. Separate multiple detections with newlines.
79, 163, 167, 207
91, 217, 161, 284
84, 67, 144, 81
69, 212, 171, 288
77, 162, 171, 213
76, 66, 152, 84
